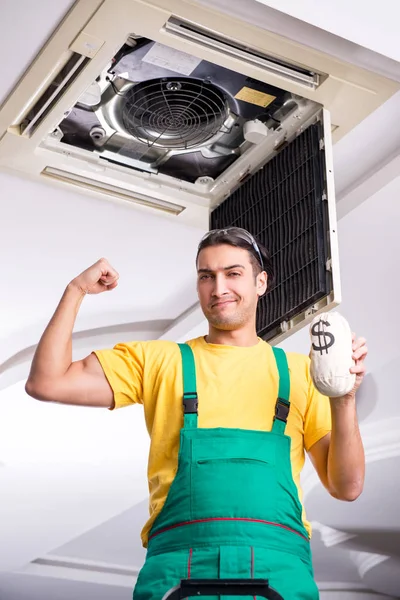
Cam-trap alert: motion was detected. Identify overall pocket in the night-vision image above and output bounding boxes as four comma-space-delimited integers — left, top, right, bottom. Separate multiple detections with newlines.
191, 431, 278, 521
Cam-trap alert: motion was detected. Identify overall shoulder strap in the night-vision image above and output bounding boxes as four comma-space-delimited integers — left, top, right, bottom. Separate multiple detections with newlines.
271, 346, 291, 435
178, 343, 198, 429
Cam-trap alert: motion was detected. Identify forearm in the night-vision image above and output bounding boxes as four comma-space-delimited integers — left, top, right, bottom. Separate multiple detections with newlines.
327, 395, 365, 501
26, 282, 85, 387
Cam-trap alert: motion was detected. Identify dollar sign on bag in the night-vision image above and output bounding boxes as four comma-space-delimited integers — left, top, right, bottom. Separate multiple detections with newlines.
311, 319, 335, 354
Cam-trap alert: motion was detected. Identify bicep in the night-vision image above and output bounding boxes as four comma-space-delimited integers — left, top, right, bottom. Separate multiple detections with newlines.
34, 353, 114, 408
63, 353, 114, 408
307, 432, 331, 490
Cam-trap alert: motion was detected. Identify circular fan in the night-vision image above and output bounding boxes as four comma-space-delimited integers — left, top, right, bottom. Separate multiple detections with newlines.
121, 78, 229, 149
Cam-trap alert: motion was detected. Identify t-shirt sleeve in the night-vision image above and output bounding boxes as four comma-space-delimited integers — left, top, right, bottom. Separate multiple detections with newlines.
93, 342, 144, 409
303, 356, 332, 451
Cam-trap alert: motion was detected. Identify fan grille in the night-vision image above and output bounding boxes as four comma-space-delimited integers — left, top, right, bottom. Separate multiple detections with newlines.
122, 78, 228, 149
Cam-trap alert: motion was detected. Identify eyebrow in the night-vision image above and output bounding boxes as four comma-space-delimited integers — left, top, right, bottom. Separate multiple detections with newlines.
197, 264, 246, 273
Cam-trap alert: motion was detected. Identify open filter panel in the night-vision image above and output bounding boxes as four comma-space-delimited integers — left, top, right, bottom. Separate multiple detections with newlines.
211, 120, 332, 341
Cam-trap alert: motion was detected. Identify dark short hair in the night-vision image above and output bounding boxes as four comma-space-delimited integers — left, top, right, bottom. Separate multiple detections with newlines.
196, 228, 274, 286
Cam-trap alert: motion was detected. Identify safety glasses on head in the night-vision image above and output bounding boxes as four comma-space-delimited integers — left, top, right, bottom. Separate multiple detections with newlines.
198, 227, 264, 269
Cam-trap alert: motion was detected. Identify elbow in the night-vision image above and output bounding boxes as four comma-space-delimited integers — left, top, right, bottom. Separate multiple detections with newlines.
329, 482, 364, 502
337, 489, 363, 502
25, 378, 51, 401
25, 378, 37, 398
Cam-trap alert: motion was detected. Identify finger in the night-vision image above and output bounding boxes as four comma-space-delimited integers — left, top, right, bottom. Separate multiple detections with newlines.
98, 258, 119, 279
106, 280, 119, 291
100, 272, 119, 284
352, 345, 368, 361
350, 364, 366, 375
352, 337, 367, 352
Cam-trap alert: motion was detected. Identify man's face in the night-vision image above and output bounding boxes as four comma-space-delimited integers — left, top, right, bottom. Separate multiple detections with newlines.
196, 244, 267, 330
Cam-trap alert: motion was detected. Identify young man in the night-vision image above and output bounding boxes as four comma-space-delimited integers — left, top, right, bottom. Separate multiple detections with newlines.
26, 227, 366, 600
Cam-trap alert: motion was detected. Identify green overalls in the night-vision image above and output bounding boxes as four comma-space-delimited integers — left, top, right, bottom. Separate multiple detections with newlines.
133, 344, 319, 600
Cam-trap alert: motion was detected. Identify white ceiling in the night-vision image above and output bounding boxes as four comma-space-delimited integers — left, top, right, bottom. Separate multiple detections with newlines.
256, 0, 400, 62
1, 1, 400, 598
0, 0, 76, 103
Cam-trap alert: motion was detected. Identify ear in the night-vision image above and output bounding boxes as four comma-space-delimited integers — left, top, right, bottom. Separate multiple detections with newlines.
256, 270, 268, 297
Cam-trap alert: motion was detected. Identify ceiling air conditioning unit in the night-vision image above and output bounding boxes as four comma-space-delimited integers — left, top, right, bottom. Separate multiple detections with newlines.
0, 0, 398, 340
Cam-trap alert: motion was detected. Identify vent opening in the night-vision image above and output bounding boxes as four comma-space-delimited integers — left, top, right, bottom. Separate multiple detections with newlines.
41, 167, 185, 215
164, 17, 323, 89
20, 52, 90, 137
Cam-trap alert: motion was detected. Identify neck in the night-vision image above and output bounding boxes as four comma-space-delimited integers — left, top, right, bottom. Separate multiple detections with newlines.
206, 322, 259, 347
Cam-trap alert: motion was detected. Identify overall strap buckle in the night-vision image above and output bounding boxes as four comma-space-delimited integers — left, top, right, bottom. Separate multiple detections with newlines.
183, 392, 198, 414
274, 398, 290, 423
178, 343, 198, 419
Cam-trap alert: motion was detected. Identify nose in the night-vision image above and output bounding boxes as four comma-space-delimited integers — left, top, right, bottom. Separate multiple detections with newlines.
212, 273, 230, 298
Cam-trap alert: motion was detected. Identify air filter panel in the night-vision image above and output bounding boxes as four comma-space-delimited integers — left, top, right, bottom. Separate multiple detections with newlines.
211, 118, 337, 342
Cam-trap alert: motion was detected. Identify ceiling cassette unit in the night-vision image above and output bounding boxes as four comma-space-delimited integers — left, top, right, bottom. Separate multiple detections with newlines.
0, 0, 398, 338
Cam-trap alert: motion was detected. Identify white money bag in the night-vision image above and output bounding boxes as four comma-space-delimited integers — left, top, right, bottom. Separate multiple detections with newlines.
309, 312, 356, 398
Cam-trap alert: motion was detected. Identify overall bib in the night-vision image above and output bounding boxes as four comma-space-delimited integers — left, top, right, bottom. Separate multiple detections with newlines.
133, 344, 319, 600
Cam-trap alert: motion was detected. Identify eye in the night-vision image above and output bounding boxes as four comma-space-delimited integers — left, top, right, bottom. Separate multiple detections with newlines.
228, 272, 241, 277
199, 274, 212, 281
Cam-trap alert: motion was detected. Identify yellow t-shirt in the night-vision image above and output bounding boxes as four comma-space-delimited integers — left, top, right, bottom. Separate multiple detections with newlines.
94, 336, 331, 546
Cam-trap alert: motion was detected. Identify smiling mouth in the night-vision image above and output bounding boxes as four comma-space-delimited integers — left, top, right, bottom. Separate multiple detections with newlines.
211, 300, 236, 308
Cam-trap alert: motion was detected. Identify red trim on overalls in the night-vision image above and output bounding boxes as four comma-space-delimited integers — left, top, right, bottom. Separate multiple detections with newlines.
149, 517, 309, 542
